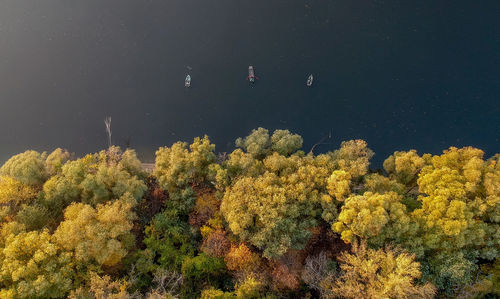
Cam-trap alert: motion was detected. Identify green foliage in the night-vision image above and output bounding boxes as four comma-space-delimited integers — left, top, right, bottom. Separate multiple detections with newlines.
457, 258, 500, 298
0, 130, 498, 298
181, 253, 228, 298
0, 150, 48, 187
15, 203, 51, 231
235, 128, 303, 159
142, 210, 196, 271
45, 148, 71, 177
119, 148, 147, 179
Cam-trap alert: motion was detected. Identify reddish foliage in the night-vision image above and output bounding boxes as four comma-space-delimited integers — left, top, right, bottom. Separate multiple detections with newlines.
224, 243, 262, 273
201, 229, 231, 258
270, 262, 301, 291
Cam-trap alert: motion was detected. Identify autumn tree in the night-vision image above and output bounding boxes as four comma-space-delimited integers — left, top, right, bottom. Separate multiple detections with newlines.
411, 147, 500, 292
325, 242, 436, 299
333, 191, 416, 247
41, 148, 146, 225
221, 129, 376, 258
383, 150, 427, 185
221, 153, 338, 258
53, 193, 137, 267
0, 228, 75, 298
154, 136, 217, 193
0, 175, 38, 222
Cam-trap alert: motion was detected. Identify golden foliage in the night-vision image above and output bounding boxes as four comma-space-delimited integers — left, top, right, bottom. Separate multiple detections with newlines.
221, 151, 338, 258
331, 139, 374, 179
68, 271, 133, 299
327, 170, 351, 201
224, 243, 261, 274
383, 150, 426, 184
0, 175, 37, 206
333, 191, 415, 246
189, 190, 220, 227
154, 136, 216, 193
326, 242, 436, 299
413, 147, 499, 258
0, 229, 74, 298
53, 194, 137, 266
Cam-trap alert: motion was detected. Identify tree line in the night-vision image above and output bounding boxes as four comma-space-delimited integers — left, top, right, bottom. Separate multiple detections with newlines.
0, 128, 498, 298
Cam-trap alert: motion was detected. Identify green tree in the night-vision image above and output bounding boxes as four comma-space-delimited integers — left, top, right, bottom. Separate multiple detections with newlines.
0, 150, 48, 187
45, 148, 71, 177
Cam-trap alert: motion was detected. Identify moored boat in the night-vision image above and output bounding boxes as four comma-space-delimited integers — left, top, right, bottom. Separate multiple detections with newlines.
247, 66, 258, 83
307, 74, 313, 87
185, 74, 191, 87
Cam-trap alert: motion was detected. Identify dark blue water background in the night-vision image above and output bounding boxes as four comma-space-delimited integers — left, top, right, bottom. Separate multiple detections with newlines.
1, 1, 499, 166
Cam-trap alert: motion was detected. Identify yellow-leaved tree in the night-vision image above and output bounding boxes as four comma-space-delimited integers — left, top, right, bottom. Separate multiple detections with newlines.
0, 175, 38, 222
221, 129, 374, 258
0, 228, 74, 298
410, 147, 500, 292
53, 193, 137, 267
324, 242, 436, 299
154, 135, 217, 193
41, 148, 146, 226
333, 191, 417, 247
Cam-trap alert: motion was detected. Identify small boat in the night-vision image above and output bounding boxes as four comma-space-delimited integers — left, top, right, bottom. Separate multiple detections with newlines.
185, 74, 191, 87
306, 74, 313, 87
246, 66, 258, 83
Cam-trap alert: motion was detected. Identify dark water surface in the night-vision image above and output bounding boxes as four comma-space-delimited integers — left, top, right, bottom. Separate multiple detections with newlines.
1, 1, 499, 166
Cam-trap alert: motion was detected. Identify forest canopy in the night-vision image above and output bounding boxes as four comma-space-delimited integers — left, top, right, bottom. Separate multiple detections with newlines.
0, 128, 498, 298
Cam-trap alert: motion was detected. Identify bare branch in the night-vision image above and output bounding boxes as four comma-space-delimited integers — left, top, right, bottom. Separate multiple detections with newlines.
104, 117, 112, 148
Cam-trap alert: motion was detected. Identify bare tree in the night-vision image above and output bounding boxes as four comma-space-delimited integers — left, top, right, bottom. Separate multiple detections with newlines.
145, 269, 183, 299
104, 117, 112, 148
309, 131, 334, 154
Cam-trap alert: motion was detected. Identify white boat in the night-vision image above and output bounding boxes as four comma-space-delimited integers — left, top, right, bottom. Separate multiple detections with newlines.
307, 74, 313, 87
185, 75, 191, 87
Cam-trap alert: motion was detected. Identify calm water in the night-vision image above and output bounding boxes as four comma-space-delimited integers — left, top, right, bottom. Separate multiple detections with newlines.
1, 1, 499, 166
